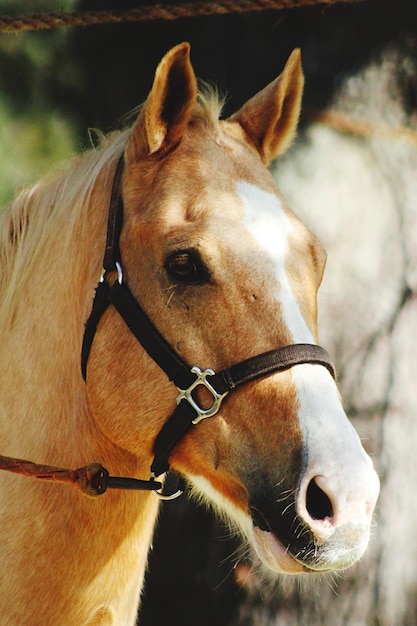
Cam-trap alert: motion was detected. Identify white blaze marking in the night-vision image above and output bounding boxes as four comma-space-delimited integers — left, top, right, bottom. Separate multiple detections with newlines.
186, 182, 377, 562
237, 180, 314, 343
236, 181, 376, 527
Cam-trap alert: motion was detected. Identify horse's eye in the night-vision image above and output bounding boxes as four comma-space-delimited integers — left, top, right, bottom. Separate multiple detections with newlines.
165, 250, 210, 285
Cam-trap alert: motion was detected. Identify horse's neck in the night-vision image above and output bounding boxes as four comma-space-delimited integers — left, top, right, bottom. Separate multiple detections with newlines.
0, 481, 159, 624
0, 162, 103, 459
0, 159, 160, 624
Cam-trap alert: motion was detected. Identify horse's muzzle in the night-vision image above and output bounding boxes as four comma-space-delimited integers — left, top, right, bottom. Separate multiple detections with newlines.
248, 454, 379, 574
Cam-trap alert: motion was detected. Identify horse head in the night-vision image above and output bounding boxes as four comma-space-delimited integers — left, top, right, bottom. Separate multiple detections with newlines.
86, 43, 379, 575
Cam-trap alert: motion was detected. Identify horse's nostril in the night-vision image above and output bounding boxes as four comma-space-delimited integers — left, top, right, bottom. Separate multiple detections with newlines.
306, 478, 333, 521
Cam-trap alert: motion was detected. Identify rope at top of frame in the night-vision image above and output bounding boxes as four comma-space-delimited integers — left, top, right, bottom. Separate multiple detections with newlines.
0, 0, 368, 33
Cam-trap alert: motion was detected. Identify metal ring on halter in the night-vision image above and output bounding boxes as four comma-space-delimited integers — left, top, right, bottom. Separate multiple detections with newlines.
150, 473, 184, 501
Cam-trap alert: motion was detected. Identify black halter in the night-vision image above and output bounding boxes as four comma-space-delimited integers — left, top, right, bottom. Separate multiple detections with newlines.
81, 154, 336, 490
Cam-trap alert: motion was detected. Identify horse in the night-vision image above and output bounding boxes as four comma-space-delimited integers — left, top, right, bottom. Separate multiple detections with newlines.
0, 42, 379, 625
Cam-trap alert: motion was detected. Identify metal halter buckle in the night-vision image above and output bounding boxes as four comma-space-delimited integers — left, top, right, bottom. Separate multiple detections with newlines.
150, 473, 184, 500
176, 366, 229, 425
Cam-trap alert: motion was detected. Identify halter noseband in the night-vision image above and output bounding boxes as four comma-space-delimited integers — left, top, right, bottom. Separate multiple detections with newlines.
81, 154, 336, 495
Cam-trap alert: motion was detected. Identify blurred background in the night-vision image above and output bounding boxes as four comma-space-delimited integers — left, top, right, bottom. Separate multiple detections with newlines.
1, 1, 416, 624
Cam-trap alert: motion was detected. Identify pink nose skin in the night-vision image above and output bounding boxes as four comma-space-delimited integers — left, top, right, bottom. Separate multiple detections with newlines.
296, 458, 380, 550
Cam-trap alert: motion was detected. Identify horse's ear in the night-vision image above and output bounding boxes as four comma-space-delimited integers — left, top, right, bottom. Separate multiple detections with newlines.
229, 49, 304, 164
125, 42, 197, 162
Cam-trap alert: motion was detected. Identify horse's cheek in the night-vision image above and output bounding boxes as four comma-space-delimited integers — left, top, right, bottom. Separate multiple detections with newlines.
169, 380, 303, 512
84, 314, 173, 454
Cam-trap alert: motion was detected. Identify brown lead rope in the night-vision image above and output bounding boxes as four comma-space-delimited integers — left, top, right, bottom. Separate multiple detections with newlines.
0, 455, 162, 497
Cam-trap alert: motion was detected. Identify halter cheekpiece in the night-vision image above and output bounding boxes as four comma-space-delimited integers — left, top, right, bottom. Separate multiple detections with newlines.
80, 153, 336, 498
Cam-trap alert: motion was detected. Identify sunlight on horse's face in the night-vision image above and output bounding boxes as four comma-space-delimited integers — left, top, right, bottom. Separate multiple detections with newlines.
118, 124, 378, 575
88, 43, 379, 576
237, 179, 326, 341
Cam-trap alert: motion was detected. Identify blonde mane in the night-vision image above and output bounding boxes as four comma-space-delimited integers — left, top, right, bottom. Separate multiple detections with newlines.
0, 133, 121, 333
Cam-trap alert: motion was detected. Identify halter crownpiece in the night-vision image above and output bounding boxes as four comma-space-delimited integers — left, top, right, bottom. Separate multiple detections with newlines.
81, 152, 336, 492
